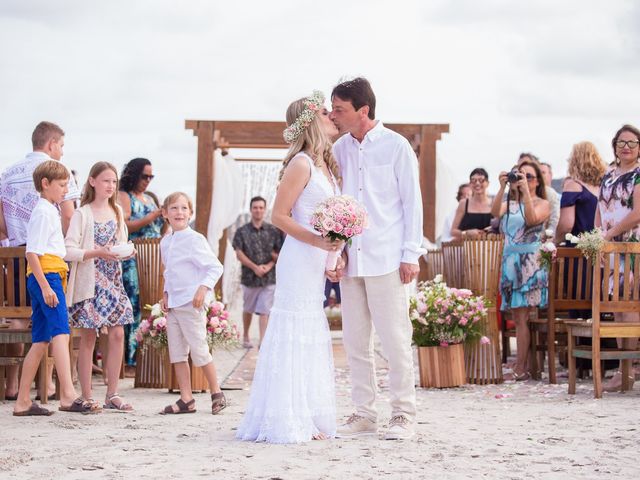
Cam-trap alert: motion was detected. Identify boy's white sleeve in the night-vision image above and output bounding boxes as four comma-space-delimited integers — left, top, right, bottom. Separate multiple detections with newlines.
195, 234, 223, 288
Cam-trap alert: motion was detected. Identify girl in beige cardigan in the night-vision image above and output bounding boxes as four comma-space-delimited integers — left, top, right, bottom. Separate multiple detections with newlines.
65, 162, 135, 411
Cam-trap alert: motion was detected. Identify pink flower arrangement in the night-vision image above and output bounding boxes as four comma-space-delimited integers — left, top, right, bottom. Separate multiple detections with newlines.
206, 300, 239, 350
410, 277, 488, 347
135, 303, 168, 351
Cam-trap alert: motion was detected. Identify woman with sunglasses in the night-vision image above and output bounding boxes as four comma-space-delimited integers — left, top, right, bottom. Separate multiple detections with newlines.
451, 167, 493, 241
491, 160, 550, 381
596, 124, 640, 392
117, 157, 164, 368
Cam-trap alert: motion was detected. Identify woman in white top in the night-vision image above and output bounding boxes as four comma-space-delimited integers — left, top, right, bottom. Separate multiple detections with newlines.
236, 91, 342, 443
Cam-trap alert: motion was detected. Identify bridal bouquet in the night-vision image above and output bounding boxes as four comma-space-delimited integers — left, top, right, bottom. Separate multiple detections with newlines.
310, 194, 368, 269
206, 300, 240, 350
135, 303, 168, 352
410, 275, 489, 347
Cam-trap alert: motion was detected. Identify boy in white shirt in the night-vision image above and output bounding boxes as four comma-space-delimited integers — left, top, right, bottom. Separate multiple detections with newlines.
159, 192, 226, 415
13, 161, 97, 416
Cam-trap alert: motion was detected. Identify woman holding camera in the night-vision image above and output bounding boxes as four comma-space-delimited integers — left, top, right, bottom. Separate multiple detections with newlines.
491, 161, 551, 381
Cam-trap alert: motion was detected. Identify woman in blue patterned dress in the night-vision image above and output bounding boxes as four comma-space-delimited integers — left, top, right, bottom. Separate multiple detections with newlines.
491, 160, 550, 381
66, 162, 135, 410
117, 158, 164, 367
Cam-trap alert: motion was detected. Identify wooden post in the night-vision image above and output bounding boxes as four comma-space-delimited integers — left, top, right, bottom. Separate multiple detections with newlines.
418, 125, 449, 244
192, 121, 216, 236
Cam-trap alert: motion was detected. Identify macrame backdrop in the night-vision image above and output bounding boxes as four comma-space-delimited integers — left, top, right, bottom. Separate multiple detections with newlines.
214, 157, 281, 308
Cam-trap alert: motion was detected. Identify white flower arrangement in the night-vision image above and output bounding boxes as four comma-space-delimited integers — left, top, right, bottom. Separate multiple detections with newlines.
283, 90, 325, 143
565, 228, 606, 263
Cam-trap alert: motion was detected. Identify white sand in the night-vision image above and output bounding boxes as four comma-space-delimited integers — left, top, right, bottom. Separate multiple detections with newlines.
2, 339, 638, 480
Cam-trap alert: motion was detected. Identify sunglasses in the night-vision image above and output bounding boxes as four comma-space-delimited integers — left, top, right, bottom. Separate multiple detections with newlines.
615, 140, 639, 149
525, 173, 537, 182
140, 174, 155, 181
469, 177, 487, 184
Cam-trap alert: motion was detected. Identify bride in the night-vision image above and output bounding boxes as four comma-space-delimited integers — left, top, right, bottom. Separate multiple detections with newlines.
236, 91, 342, 443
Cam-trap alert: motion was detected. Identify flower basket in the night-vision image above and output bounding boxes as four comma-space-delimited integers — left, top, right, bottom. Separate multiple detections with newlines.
417, 344, 466, 388
135, 300, 238, 392
410, 275, 489, 388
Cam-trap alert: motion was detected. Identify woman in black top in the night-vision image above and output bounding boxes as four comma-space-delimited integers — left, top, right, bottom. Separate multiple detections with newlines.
451, 167, 494, 240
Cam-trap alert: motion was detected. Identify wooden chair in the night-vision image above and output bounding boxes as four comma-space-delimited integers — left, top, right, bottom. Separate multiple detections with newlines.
462, 235, 504, 384
132, 238, 167, 388
0, 247, 52, 403
441, 241, 465, 288
566, 242, 640, 398
530, 247, 592, 383
424, 249, 444, 281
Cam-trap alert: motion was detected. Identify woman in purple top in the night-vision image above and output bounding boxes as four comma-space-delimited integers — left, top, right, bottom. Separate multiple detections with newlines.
555, 142, 607, 243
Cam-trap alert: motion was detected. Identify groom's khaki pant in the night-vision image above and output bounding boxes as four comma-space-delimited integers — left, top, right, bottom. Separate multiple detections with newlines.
341, 270, 416, 422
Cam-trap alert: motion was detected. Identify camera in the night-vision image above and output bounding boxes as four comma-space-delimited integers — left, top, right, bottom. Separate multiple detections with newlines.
507, 170, 521, 183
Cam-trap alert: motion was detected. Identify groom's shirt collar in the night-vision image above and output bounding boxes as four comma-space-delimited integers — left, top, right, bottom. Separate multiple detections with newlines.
348, 120, 384, 145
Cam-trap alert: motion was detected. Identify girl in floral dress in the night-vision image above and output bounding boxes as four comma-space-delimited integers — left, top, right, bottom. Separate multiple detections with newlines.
491, 160, 551, 381
66, 162, 135, 410
117, 158, 164, 366
596, 124, 640, 391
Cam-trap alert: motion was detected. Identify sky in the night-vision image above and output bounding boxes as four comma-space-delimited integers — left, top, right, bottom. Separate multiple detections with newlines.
1, 0, 638, 237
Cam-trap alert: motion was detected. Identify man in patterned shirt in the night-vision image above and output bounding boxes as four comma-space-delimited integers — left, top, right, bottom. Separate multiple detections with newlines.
0, 121, 81, 400
232, 196, 284, 348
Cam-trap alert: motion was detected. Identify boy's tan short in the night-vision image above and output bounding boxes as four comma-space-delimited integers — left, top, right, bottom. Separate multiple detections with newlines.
166, 304, 212, 367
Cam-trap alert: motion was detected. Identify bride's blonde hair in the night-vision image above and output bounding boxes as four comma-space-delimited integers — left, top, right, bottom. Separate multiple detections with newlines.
279, 97, 340, 182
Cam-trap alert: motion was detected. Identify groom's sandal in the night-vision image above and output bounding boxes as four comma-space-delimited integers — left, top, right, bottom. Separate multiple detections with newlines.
160, 398, 196, 415
211, 392, 227, 415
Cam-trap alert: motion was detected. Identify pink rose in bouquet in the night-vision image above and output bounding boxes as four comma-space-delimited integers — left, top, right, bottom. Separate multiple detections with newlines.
310, 194, 368, 269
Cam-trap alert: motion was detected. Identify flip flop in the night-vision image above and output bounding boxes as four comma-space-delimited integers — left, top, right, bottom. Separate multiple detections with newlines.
59, 397, 102, 414
13, 402, 54, 416
4, 393, 18, 401
160, 398, 196, 415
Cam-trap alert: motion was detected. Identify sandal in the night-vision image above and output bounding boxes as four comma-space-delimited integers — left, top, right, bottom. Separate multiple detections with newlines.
513, 371, 531, 382
211, 392, 227, 415
13, 402, 54, 416
104, 393, 133, 411
58, 397, 102, 414
160, 398, 196, 415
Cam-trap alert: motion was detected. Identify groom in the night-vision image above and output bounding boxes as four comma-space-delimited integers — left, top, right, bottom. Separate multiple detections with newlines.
328, 77, 425, 440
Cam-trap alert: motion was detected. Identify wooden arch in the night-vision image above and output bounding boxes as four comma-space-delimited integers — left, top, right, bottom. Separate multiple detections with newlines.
185, 120, 449, 246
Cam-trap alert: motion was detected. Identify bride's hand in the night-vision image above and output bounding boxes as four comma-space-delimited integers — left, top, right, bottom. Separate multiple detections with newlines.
314, 236, 344, 252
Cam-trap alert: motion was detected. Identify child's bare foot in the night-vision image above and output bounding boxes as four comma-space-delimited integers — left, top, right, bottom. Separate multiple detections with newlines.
312, 432, 328, 440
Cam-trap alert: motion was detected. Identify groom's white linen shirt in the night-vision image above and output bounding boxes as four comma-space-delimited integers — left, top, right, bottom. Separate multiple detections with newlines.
334, 121, 426, 277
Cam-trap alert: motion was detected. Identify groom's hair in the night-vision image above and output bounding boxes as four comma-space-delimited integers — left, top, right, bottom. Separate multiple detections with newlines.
331, 77, 376, 120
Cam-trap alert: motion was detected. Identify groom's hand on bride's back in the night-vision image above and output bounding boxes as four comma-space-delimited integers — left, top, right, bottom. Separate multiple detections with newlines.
399, 262, 419, 284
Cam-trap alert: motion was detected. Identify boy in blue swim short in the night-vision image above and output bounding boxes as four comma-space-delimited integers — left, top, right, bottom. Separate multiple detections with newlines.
13, 160, 98, 416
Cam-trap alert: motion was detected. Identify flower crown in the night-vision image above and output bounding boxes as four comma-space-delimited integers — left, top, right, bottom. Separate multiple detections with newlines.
283, 90, 325, 144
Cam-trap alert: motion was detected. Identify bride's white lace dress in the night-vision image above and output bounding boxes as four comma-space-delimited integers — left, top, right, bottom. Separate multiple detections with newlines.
236, 153, 337, 443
